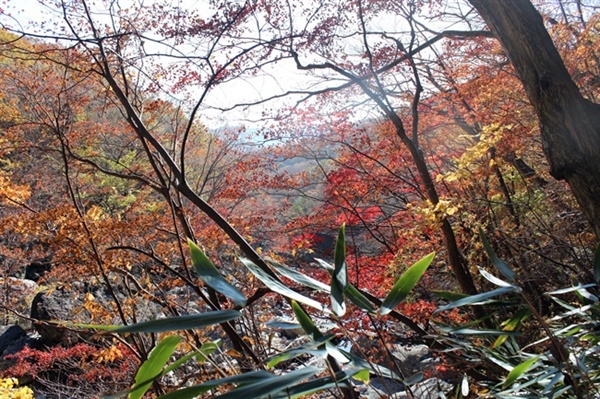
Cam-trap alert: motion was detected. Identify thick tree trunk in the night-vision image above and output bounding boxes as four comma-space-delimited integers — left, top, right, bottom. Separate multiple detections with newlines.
469, 0, 600, 238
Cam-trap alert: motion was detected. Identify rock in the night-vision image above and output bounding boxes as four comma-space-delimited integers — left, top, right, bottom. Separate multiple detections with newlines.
357, 377, 451, 399
0, 325, 26, 354
391, 344, 433, 376
357, 377, 404, 399
30, 284, 164, 346
30, 288, 83, 346
25, 261, 52, 282
412, 378, 452, 398
267, 317, 305, 339
0, 278, 38, 329
0, 325, 42, 375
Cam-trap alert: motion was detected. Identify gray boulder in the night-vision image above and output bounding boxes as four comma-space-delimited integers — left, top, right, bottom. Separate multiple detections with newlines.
30, 288, 83, 345
30, 284, 164, 346
0, 277, 38, 329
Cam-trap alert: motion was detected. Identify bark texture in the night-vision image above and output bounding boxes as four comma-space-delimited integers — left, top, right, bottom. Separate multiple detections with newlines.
469, 0, 600, 238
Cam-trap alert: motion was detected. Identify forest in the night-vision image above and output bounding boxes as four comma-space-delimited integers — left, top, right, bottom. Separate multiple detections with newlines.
0, 0, 599, 398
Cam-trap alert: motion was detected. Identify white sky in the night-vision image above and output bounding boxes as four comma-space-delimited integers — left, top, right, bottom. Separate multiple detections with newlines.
0, 0, 445, 130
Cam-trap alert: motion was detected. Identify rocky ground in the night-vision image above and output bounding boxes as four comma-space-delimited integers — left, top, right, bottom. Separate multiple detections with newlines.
0, 265, 452, 399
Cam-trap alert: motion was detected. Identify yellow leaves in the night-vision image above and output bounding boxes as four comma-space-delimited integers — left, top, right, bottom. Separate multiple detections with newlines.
413, 199, 460, 227
83, 292, 109, 321
85, 205, 103, 221
0, 173, 30, 205
437, 124, 508, 184
0, 378, 34, 399
94, 344, 124, 364
225, 349, 243, 358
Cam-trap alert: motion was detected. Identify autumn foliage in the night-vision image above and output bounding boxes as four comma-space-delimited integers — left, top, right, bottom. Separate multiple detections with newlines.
0, 1, 598, 398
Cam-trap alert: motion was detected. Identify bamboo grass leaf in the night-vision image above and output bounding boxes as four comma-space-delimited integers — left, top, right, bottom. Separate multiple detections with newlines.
268, 260, 330, 292
129, 335, 181, 399
292, 300, 323, 339
215, 366, 321, 399
503, 356, 539, 388
380, 252, 435, 316
434, 286, 516, 314
331, 224, 348, 317
479, 228, 516, 282
346, 283, 377, 313
156, 371, 276, 399
188, 240, 246, 307
241, 258, 330, 313
271, 369, 367, 398
79, 310, 240, 334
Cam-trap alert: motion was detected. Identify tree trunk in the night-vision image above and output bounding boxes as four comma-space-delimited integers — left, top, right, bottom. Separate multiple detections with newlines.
469, 0, 600, 238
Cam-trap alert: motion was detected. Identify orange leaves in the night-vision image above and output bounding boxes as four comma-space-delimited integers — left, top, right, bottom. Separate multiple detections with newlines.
93, 344, 124, 364
0, 173, 30, 205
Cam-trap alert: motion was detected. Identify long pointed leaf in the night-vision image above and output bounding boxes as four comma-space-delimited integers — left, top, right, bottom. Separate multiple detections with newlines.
313, 258, 334, 272
129, 335, 181, 399
271, 369, 367, 399
266, 336, 333, 368
440, 328, 521, 336
479, 228, 516, 282
81, 310, 240, 333
313, 258, 376, 313
292, 300, 323, 339
216, 366, 321, 399
156, 371, 275, 399
331, 224, 348, 317
380, 252, 435, 315
346, 284, 377, 313
104, 350, 199, 399
189, 240, 247, 307
196, 339, 221, 362
431, 290, 469, 301
434, 286, 516, 313
478, 267, 518, 289
503, 356, 539, 388
241, 258, 330, 313
267, 260, 330, 292
492, 309, 531, 348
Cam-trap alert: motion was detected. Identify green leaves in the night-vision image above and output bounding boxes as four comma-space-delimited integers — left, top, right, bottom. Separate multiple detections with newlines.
492, 309, 531, 348
104, 337, 219, 399
331, 224, 348, 317
434, 287, 515, 313
479, 228, 516, 282
156, 371, 275, 399
292, 300, 322, 339
313, 259, 377, 313
271, 369, 367, 398
215, 366, 321, 399
317, 228, 433, 316
80, 310, 241, 333
129, 335, 181, 399
503, 356, 539, 388
241, 258, 329, 313
268, 259, 329, 292
188, 239, 247, 307
380, 252, 435, 316
345, 283, 377, 313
